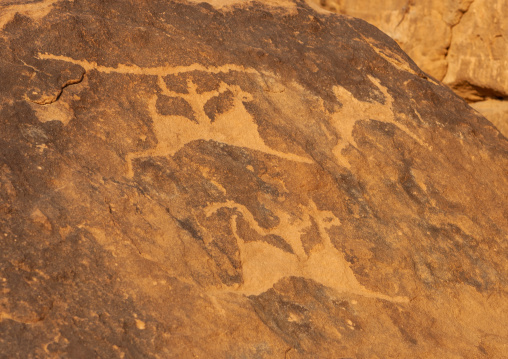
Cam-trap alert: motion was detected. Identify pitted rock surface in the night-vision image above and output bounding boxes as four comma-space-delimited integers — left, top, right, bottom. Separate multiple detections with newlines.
0, 0, 507, 357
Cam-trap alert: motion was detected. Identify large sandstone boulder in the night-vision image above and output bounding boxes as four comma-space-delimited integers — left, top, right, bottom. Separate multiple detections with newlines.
312, 0, 508, 135
1, 0, 507, 357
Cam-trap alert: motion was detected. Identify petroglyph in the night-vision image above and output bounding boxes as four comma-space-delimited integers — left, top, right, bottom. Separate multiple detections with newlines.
185, 0, 299, 12
331, 75, 427, 168
127, 78, 312, 176
36, 54, 313, 176
35, 54, 426, 175
205, 199, 409, 302
36, 53, 259, 77
0, 0, 60, 30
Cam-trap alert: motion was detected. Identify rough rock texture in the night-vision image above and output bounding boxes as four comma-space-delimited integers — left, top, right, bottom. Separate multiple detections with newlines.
1, 0, 507, 357
471, 100, 508, 137
442, 0, 508, 101
311, 0, 508, 135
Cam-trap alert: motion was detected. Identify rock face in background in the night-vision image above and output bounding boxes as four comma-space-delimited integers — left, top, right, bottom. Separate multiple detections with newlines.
311, 0, 508, 135
1, 0, 507, 357
470, 99, 508, 137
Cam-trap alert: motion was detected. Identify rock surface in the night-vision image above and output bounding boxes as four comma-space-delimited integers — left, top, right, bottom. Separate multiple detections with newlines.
1, 0, 507, 357
312, 0, 508, 135
471, 100, 508, 137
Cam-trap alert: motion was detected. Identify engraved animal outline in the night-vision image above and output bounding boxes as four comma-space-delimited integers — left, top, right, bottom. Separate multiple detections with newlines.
35, 54, 424, 174
126, 75, 314, 177
125, 78, 242, 177
0, 0, 60, 31
35, 54, 410, 302
205, 199, 408, 302
330, 74, 428, 169
35, 54, 313, 178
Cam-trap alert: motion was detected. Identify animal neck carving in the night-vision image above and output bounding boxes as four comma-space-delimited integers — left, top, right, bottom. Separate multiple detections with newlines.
205, 199, 409, 303
127, 76, 313, 177
35, 53, 313, 176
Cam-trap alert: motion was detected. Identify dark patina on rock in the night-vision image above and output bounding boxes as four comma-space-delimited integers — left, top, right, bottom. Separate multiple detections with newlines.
0, 0, 507, 357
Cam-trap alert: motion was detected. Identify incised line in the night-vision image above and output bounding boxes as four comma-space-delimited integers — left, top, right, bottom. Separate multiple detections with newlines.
331, 74, 429, 168
37, 53, 313, 175
205, 199, 409, 303
37, 53, 259, 76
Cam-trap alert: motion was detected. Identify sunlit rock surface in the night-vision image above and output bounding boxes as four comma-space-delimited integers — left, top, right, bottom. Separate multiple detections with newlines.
0, 0, 507, 357
311, 0, 508, 137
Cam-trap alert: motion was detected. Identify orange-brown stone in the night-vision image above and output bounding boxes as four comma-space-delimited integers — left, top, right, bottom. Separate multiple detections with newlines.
0, 0, 507, 357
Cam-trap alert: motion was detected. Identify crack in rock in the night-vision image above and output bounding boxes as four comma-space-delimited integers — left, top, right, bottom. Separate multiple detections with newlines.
31, 72, 85, 105
443, 0, 475, 74
395, 0, 414, 29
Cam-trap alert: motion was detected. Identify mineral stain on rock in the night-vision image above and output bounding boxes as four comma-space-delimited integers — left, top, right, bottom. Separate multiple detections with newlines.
0, 0, 507, 358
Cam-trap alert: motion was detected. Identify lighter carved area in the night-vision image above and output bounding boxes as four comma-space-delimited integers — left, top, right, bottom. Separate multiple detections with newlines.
0, 0, 61, 30
205, 199, 409, 302
37, 53, 259, 77
127, 77, 313, 176
36, 54, 313, 176
331, 75, 427, 168
185, 0, 299, 12
0, 311, 42, 325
